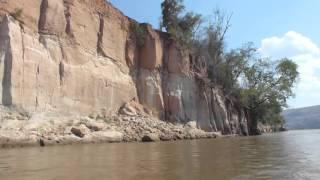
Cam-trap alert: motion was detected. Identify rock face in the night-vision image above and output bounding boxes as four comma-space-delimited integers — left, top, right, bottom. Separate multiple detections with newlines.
0, 0, 249, 140
0, 0, 136, 117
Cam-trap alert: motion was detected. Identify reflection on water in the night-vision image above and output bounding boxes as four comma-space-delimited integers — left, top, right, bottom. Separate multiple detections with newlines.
0, 130, 320, 180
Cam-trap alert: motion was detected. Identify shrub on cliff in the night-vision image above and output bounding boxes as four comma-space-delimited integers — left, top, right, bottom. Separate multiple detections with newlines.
130, 22, 147, 47
10, 8, 23, 20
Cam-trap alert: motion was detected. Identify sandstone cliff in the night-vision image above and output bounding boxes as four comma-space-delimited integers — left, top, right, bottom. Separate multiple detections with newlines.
0, 0, 249, 146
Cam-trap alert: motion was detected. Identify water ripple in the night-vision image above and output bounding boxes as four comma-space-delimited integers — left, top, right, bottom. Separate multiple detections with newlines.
0, 130, 319, 180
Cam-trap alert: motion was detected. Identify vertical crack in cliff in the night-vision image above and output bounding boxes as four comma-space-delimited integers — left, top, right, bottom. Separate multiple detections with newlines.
2, 36, 12, 105
35, 96, 39, 109
161, 40, 170, 122
2, 51, 12, 105
0, 16, 12, 105
57, 36, 67, 63
35, 0, 44, 110
181, 96, 189, 123
19, 23, 25, 104
95, 13, 121, 65
63, 0, 73, 36
59, 62, 64, 86
38, 0, 48, 34
58, 37, 66, 86
222, 100, 232, 134
211, 90, 223, 133
204, 91, 217, 131
35, 64, 40, 110
225, 101, 233, 134
97, 13, 107, 57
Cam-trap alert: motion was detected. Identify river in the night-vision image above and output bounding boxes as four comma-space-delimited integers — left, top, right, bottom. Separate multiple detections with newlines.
0, 130, 319, 180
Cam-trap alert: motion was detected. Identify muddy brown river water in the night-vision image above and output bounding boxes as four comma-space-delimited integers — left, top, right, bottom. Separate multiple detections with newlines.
0, 130, 320, 180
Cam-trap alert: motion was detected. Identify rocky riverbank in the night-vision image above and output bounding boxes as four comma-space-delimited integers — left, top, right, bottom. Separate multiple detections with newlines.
0, 105, 221, 148
0, 0, 251, 147
0, 0, 250, 139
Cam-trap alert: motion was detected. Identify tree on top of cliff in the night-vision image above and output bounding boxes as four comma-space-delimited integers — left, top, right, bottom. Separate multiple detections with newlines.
160, 0, 184, 32
159, 0, 299, 134
160, 0, 202, 46
192, 9, 298, 133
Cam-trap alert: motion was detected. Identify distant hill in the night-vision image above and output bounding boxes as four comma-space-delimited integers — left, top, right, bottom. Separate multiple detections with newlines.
282, 105, 320, 130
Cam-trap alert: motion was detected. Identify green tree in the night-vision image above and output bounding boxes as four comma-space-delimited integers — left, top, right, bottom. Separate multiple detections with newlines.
240, 58, 299, 134
159, 0, 299, 134
194, 21, 253, 95
161, 0, 184, 32
213, 43, 256, 94
161, 0, 202, 46
193, 9, 236, 90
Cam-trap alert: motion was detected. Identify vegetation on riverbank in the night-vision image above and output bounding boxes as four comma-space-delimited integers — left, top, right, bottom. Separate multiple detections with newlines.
160, 0, 299, 134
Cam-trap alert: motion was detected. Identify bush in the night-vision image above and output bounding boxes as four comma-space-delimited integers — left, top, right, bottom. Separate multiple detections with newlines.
10, 8, 23, 20
130, 22, 147, 47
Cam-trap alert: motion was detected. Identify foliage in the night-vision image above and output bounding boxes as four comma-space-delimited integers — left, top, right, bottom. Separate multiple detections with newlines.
241, 58, 299, 108
161, 0, 202, 47
159, 0, 299, 133
193, 9, 236, 90
238, 58, 298, 132
210, 43, 256, 93
130, 22, 147, 47
161, 0, 184, 32
10, 8, 23, 20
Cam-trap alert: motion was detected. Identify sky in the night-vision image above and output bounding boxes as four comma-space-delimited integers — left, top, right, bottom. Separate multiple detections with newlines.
110, 0, 320, 108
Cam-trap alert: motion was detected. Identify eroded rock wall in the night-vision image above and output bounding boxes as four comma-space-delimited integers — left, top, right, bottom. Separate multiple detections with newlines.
0, 0, 136, 116
0, 0, 248, 135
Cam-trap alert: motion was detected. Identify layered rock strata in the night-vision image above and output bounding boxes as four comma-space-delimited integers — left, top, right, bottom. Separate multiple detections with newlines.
0, 0, 249, 147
